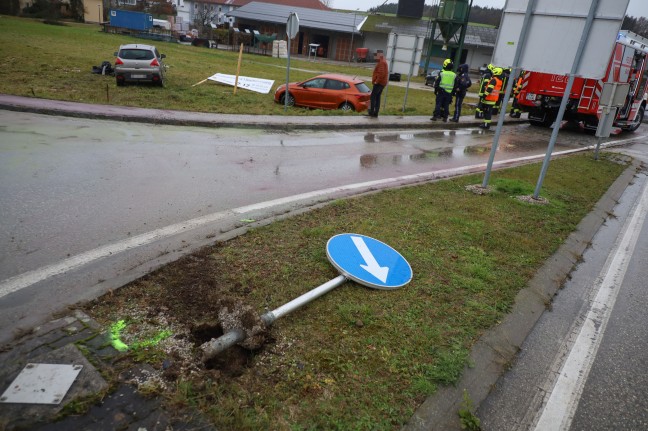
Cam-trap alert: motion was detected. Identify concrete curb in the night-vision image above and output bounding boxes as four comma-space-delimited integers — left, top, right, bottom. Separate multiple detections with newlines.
403, 157, 643, 430
0, 94, 520, 131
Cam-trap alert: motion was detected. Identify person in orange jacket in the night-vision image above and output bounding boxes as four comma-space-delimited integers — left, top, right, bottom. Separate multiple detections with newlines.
479, 67, 504, 130
366, 51, 389, 118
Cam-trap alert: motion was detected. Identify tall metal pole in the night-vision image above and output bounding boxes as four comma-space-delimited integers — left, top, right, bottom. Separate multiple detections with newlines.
482, 0, 537, 188
532, 0, 600, 199
285, 36, 291, 111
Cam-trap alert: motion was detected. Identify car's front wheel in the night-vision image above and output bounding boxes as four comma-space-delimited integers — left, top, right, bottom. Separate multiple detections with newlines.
280, 92, 295, 107
339, 102, 355, 111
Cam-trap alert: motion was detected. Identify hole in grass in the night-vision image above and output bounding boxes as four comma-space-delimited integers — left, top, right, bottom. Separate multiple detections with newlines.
191, 322, 256, 376
191, 321, 224, 344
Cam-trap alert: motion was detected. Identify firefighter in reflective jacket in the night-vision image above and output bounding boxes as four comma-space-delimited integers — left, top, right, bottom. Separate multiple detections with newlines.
475, 63, 494, 119
431, 59, 456, 122
509, 70, 524, 118
479, 67, 503, 130
493, 67, 511, 115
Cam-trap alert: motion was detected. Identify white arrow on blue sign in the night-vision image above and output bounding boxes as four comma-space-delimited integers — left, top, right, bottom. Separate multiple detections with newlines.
326, 233, 413, 290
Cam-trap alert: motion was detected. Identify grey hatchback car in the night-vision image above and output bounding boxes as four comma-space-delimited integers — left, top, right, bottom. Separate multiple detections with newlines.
114, 44, 166, 87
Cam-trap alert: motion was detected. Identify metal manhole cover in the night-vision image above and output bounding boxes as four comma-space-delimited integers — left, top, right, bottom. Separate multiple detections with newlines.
1, 363, 83, 404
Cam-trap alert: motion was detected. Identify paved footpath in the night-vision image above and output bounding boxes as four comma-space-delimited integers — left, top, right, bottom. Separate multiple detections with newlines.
0, 310, 215, 430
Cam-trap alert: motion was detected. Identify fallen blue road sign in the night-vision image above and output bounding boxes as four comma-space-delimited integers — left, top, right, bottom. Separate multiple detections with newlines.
326, 233, 413, 290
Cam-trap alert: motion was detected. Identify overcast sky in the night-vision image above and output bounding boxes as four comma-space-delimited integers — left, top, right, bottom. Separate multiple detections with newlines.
330, 0, 647, 19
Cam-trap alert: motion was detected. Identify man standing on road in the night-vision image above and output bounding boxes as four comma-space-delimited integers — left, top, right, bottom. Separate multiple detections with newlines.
366, 51, 389, 118
475, 64, 494, 119
510, 70, 525, 118
479, 67, 504, 130
450, 63, 472, 122
431, 59, 456, 122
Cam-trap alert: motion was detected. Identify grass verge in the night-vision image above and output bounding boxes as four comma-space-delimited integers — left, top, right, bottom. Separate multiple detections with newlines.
82, 152, 627, 430
0, 16, 476, 116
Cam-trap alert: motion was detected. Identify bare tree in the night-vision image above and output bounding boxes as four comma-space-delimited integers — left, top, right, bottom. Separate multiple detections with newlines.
192, 3, 217, 37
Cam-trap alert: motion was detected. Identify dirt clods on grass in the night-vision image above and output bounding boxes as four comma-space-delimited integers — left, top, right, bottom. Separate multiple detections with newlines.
216, 298, 268, 350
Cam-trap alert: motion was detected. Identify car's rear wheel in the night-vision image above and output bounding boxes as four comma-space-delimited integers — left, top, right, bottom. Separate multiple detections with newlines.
280, 92, 295, 107
339, 102, 354, 111
116, 78, 124, 87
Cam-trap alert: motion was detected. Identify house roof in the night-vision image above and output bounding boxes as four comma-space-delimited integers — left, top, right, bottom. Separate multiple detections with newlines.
227, 2, 364, 33
362, 14, 498, 47
220, 0, 330, 10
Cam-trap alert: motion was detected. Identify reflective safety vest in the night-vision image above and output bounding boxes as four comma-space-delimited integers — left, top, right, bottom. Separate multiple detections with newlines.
439, 70, 456, 93
484, 76, 503, 103
513, 75, 523, 96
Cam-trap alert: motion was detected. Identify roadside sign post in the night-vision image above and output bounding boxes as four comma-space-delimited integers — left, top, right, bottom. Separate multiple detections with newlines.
485, 0, 629, 197
200, 234, 412, 360
594, 82, 630, 159
481, 0, 537, 188
285, 12, 299, 111
532, 0, 599, 199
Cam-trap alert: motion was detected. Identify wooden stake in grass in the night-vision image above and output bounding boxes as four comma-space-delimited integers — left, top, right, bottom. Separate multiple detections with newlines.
106, 84, 109, 103
234, 43, 243, 96
191, 78, 209, 87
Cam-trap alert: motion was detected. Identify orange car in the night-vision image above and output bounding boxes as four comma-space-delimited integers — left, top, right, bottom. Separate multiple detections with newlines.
274, 73, 371, 112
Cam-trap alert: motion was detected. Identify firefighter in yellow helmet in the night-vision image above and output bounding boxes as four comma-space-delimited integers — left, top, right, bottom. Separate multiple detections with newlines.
493, 67, 511, 115
431, 58, 456, 122
479, 67, 504, 130
475, 63, 494, 119
510, 69, 525, 118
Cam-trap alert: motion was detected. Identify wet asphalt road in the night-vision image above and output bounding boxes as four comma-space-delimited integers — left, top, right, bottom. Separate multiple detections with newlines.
477, 139, 648, 430
0, 110, 644, 343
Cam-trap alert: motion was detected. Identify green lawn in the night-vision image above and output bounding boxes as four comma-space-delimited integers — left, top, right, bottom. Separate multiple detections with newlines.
0, 16, 468, 116
83, 153, 628, 430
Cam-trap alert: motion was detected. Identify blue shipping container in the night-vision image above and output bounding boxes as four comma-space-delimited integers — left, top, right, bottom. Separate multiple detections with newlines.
109, 9, 153, 31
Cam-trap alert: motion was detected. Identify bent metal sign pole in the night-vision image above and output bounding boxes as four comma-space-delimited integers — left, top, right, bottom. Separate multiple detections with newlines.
200, 234, 413, 360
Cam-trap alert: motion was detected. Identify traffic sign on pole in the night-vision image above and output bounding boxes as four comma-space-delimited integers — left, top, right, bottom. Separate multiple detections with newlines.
201, 233, 412, 359
286, 12, 299, 39
285, 12, 299, 111
326, 233, 413, 290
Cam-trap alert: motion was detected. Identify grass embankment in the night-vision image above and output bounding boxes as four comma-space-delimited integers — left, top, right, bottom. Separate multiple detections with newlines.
84, 153, 628, 430
0, 16, 467, 116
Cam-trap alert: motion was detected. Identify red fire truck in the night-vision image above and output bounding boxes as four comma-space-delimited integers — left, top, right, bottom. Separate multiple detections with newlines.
516, 30, 648, 132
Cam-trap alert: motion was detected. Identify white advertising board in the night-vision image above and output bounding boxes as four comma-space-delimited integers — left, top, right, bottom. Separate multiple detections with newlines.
386, 33, 424, 76
208, 73, 275, 94
493, 0, 629, 79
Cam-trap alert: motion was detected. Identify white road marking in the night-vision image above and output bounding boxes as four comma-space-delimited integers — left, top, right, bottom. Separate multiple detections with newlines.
533, 178, 648, 430
1, 136, 645, 300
